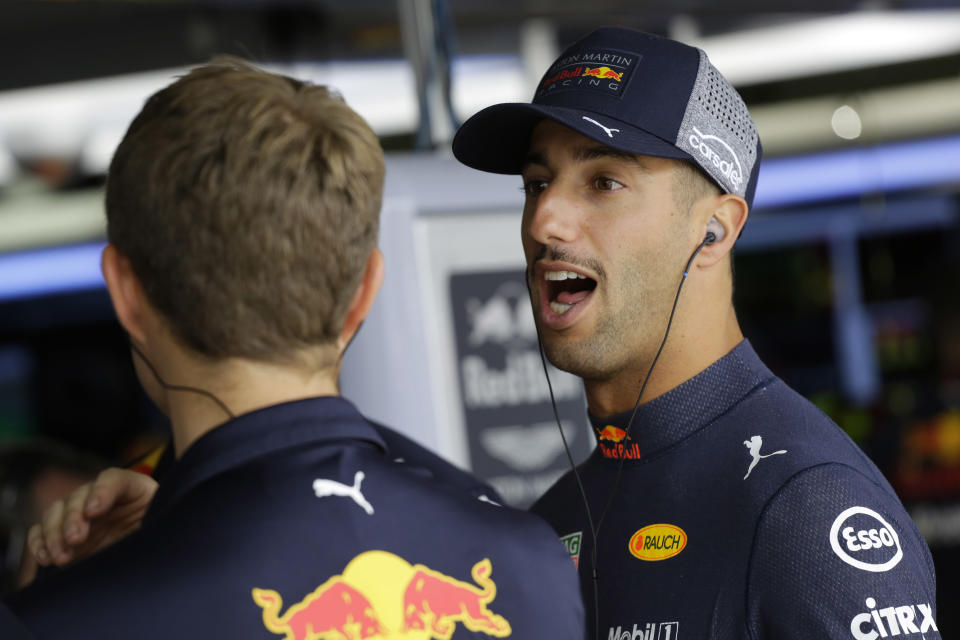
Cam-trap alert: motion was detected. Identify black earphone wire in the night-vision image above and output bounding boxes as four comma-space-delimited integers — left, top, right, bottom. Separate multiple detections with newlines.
533, 234, 712, 640
592, 234, 710, 541
128, 340, 236, 420
532, 320, 600, 635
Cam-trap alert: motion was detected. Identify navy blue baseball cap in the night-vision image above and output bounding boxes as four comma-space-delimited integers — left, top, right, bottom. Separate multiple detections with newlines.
453, 27, 763, 209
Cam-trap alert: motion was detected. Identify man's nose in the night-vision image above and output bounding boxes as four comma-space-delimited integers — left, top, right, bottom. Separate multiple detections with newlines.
525, 185, 580, 247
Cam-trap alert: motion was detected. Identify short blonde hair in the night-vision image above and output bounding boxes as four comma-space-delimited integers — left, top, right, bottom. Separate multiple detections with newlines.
106, 58, 384, 366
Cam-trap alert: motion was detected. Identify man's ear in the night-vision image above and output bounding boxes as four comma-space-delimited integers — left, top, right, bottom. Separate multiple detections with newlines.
338, 248, 385, 351
101, 244, 150, 344
698, 194, 749, 267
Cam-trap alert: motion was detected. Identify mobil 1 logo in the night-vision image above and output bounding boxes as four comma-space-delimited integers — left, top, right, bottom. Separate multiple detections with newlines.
608, 621, 678, 640
829, 506, 903, 572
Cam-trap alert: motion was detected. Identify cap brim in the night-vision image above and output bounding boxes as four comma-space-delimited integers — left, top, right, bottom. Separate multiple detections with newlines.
453, 103, 693, 175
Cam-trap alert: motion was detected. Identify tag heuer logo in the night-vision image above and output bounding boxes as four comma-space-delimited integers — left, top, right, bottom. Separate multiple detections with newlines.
560, 531, 582, 569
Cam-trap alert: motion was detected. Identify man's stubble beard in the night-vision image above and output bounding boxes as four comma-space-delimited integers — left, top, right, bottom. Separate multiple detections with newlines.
544, 242, 683, 382
539, 268, 675, 383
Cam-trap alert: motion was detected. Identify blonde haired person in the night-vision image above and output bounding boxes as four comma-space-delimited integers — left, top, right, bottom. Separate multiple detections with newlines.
7, 59, 584, 640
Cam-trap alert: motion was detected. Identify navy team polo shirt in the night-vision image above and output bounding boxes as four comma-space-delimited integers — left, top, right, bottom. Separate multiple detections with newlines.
532, 340, 939, 640
0, 603, 32, 639
7, 396, 585, 639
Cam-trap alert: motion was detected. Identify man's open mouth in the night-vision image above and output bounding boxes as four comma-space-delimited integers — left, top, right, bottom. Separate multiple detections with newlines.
544, 270, 598, 315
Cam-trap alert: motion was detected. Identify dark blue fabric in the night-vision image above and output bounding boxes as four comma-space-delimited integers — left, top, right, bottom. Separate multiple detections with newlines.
146, 411, 503, 504
531, 340, 939, 639
0, 602, 33, 639
7, 396, 584, 639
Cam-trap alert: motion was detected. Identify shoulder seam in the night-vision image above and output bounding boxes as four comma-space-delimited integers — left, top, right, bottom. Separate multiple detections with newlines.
742, 461, 929, 638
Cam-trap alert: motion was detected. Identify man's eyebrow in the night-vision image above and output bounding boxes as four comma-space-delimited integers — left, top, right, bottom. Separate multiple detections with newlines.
522, 146, 648, 172
522, 151, 547, 171
574, 145, 646, 168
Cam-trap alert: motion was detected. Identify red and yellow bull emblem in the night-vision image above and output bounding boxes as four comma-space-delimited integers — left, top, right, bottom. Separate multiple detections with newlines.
596, 425, 641, 460
252, 550, 512, 640
581, 66, 623, 82
597, 425, 627, 443
628, 524, 687, 562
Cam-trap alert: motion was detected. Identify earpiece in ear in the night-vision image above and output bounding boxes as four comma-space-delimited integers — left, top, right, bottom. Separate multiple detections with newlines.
705, 217, 725, 245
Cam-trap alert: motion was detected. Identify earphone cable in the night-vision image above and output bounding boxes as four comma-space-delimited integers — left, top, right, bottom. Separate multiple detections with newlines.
535, 235, 710, 639
128, 340, 236, 420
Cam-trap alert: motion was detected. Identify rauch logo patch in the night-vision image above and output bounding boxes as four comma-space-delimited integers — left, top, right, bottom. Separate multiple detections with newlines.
628, 524, 687, 561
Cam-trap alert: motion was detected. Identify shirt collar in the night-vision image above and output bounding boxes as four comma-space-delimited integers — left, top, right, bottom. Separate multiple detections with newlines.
145, 396, 387, 522
589, 340, 774, 461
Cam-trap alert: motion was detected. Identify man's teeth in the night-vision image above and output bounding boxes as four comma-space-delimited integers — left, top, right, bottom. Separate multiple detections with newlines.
550, 301, 573, 314
544, 270, 587, 281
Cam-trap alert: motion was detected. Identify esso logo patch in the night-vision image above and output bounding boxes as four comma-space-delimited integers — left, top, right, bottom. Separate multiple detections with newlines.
829, 506, 903, 572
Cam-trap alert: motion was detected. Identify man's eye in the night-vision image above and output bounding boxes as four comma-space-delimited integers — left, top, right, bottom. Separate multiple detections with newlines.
594, 177, 624, 191
522, 180, 548, 196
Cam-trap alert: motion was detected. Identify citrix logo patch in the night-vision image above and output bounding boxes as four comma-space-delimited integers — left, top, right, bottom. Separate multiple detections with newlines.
608, 621, 678, 640
829, 506, 903, 572
850, 597, 938, 640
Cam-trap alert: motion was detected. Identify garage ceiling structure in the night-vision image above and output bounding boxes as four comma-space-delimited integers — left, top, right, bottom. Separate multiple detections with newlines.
0, 1, 958, 189
1, 1, 957, 89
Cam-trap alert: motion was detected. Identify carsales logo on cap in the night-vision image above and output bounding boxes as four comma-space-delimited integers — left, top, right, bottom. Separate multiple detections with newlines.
688, 127, 743, 191
829, 506, 903, 572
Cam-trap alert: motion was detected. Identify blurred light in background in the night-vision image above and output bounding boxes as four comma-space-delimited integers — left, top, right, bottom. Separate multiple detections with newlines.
755, 134, 960, 209
0, 243, 105, 303
0, 55, 528, 177
689, 10, 960, 85
0, 137, 13, 189
0, 10, 958, 181
831, 105, 862, 141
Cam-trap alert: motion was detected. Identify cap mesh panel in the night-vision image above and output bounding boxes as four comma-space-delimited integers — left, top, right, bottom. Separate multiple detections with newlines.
676, 51, 759, 199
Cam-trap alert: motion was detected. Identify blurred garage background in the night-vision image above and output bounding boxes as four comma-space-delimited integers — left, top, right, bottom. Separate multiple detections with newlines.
0, 0, 957, 623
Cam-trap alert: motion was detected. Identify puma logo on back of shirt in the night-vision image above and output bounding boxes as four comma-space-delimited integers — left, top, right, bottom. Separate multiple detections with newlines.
313, 470, 374, 515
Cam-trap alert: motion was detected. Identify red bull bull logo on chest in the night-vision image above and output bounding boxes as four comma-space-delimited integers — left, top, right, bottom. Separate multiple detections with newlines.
596, 425, 642, 461
252, 550, 512, 640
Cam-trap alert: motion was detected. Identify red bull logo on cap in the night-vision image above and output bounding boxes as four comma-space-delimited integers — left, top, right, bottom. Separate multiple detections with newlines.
252, 550, 512, 640
536, 49, 637, 99
582, 66, 623, 82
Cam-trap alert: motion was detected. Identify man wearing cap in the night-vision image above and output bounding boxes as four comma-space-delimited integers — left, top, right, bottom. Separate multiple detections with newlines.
454, 27, 939, 639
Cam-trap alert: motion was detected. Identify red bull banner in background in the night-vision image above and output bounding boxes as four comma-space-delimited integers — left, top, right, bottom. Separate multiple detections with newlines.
252, 550, 511, 640
449, 271, 592, 507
